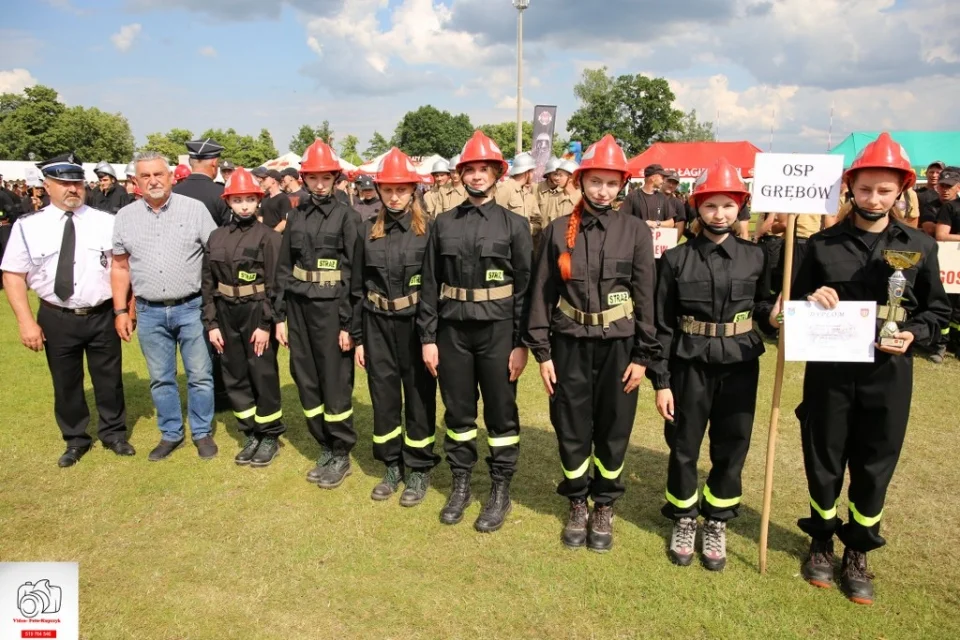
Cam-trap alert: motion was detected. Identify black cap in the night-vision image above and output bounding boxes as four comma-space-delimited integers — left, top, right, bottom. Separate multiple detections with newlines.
355, 175, 375, 190
664, 171, 680, 182
336, 174, 349, 184
938, 167, 960, 186
186, 138, 224, 160
220, 159, 236, 171
644, 163, 670, 178
250, 166, 269, 178
280, 167, 300, 179
265, 169, 283, 181
37, 152, 85, 182
928, 160, 946, 170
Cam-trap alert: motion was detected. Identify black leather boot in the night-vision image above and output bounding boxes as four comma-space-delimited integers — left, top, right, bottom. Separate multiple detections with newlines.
474, 476, 512, 533
440, 470, 472, 525
561, 499, 589, 548
250, 436, 280, 467
801, 538, 836, 589
234, 434, 261, 465
371, 464, 402, 501
840, 547, 874, 605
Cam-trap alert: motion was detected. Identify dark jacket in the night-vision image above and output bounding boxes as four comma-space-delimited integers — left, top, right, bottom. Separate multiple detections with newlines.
173, 173, 230, 226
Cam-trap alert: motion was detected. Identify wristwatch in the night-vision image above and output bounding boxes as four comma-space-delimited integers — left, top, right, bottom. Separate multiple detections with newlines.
113, 308, 129, 317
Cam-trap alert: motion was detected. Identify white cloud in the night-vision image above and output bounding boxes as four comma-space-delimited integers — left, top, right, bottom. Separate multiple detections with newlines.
199, 46, 217, 57
111, 24, 142, 53
495, 95, 534, 111
0, 68, 38, 94
306, 36, 323, 56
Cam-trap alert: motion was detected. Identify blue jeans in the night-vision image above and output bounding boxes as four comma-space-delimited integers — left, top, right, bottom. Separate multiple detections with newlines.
136, 295, 214, 441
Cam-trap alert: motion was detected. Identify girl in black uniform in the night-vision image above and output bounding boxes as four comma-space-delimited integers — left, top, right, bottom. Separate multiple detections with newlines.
201, 168, 284, 466
649, 158, 774, 571
525, 135, 660, 552
351, 148, 439, 506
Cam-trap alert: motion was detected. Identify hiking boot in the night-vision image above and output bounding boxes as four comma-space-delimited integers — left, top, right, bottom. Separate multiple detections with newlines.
561, 499, 589, 549
234, 434, 261, 465
587, 503, 614, 553
371, 464, 402, 501
440, 470, 472, 525
700, 519, 727, 571
316, 455, 352, 490
801, 538, 836, 589
306, 446, 334, 483
840, 548, 874, 605
474, 477, 513, 533
250, 436, 280, 467
931, 346, 946, 364
399, 470, 430, 507
669, 517, 698, 566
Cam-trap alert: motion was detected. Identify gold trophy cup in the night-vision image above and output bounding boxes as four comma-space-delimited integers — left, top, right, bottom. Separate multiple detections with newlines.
878, 250, 922, 349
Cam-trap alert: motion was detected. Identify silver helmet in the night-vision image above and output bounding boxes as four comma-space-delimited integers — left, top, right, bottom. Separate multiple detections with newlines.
94, 161, 117, 179
509, 152, 537, 177
124, 161, 136, 178
558, 160, 579, 175
543, 157, 562, 176
431, 159, 451, 174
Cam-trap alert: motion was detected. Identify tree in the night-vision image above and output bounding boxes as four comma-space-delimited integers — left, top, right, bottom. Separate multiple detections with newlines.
364, 131, 391, 160
140, 128, 194, 164
668, 109, 716, 142
289, 121, 333, 156
392, 106, 474, 158
566, 68, 686, 156
198, 127, 278, 167
339, 135, 363, 166
0, 84, 134, 161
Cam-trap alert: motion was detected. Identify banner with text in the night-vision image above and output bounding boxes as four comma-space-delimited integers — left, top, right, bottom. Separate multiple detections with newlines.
751, 153, 844, 215
532, 105, 558, 183
939, 241, 960, 294
653, 228, 679, 259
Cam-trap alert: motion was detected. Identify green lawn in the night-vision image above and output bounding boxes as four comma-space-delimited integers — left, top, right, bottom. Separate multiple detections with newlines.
2, 296, 958, 639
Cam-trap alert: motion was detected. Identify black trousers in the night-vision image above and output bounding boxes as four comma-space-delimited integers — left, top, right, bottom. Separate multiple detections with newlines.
549, 334, 638, 504
662, 359, 759, 522
437, 319, 519, 479
287, 296, 356, 454
36, 304, 127, 448
216, 299, 284, 437
796, 354, 912, 552
365, 312, 439, 470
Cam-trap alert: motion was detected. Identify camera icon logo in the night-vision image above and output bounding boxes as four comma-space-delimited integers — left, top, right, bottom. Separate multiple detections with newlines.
17, 580, 62, 619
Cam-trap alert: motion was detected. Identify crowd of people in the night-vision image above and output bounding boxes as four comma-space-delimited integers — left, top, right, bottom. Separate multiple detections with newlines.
0, 130, 953, 608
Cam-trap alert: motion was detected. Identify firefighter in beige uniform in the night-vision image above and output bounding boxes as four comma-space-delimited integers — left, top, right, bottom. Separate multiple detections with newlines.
496, 152, 543, 250
536, 158, 581, 228
423, 159, 451, 218
440, 155, 467, 213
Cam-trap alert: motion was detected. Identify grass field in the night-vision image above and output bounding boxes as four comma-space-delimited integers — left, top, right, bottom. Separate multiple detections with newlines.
2, 295, 959, 639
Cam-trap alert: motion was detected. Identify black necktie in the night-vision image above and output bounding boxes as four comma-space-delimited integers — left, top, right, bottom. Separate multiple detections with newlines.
54, 211, 76, 300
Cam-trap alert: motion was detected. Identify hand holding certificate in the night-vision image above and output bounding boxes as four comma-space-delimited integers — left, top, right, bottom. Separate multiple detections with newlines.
784, 300, 877, 362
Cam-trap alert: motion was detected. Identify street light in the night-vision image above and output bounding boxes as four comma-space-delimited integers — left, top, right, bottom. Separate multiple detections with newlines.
513, 0, 530, 155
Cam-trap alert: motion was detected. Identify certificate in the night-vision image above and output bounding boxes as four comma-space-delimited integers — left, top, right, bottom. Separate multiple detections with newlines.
783, 301, 876, 363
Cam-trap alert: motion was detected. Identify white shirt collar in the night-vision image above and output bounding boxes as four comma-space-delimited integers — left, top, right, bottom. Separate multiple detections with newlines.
46, 203, 89, 219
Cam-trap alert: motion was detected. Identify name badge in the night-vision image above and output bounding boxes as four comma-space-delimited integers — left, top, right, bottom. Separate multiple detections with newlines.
607, 291, 630, 306
409, 274, 422, 287
486, 269, 505, 282
317, 259, 339, 270
238, 271, 257, 282
733, 311, 751, 323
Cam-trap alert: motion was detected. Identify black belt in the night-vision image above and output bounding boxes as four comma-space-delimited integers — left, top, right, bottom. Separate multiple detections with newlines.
138, 291, 201, 307
39, 299, 111, 316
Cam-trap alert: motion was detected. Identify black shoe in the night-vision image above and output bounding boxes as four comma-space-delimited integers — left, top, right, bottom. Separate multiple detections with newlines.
587, 504, 614, 553
103, 439, 136, 456
306, 446, 334, 483
840, 548, 874, 605
474, 477, 512, 533
234, 434, 261, 465
58, 445, 91, 468
148, 438, 184, 461
250, 436, 280, 467
316, 455, 351, 489
931, 346, 946, 364
561, 499, 589, 549
371, 464, 402, 501
440, 470, 472, 525
400, 470, 430, 507
194, 436, 218, 459
801, 538, 836, 589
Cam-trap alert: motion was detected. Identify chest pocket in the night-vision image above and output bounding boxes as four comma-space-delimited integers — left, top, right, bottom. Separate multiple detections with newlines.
365, 247, 387, 268
405, 248, 425, 288
601, 258, 631, 280
28, 233, 62, 268
730, 279, 756, 301
677, 280, 712, 303
236, 246, 262, 282
209, 247, 229, 263
481, 240, 511, 260
86, 235, 113, 274
820, 258, 863, 284
440, 236, 461, 257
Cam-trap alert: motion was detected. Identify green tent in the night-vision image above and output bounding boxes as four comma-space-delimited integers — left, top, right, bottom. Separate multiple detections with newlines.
829, 131, 960, 179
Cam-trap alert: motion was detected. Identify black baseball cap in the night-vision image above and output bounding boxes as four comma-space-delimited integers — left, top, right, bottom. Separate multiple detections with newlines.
927, 160, 946, 170
220, 159, 236, 171
644, 164, 671, 178
664, 171, 680, 183
355, 175, 375, 190
280, 167, 299, 179
938, 167, 960, 186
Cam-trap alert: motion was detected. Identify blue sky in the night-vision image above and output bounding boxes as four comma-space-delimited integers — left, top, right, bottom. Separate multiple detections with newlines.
2, 0, 958, 160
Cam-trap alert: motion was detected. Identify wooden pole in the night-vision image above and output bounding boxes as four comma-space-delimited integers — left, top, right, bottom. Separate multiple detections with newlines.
759, 214, 796, 574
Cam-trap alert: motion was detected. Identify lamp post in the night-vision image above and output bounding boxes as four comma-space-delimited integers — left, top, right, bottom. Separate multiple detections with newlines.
513, 0, 530, 155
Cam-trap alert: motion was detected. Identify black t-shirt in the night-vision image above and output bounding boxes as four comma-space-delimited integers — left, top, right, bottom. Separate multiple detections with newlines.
851, 226, 883, 251
260, 192, 293, 230
620, 189, 674, 222
936, 198, 960, 234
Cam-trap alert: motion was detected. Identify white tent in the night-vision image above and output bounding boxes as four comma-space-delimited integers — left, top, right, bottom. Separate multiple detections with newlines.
0, 160, 148, 184
355, 152, 445, 177
264, 151, 357, 173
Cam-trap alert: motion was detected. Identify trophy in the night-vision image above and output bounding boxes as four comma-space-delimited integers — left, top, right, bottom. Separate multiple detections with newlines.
878, 250, 922, 349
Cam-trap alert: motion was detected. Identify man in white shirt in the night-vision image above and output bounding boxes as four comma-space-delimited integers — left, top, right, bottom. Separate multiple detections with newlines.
1, 152, 131, 467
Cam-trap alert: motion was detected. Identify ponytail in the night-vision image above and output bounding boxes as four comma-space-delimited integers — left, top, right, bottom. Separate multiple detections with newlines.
557, 199, 584, 281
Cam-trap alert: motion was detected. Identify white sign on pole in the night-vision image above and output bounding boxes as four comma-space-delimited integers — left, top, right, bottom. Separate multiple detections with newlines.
652, 228, 678, 259
750, 153, 844, 215
938, 241, 960, 294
